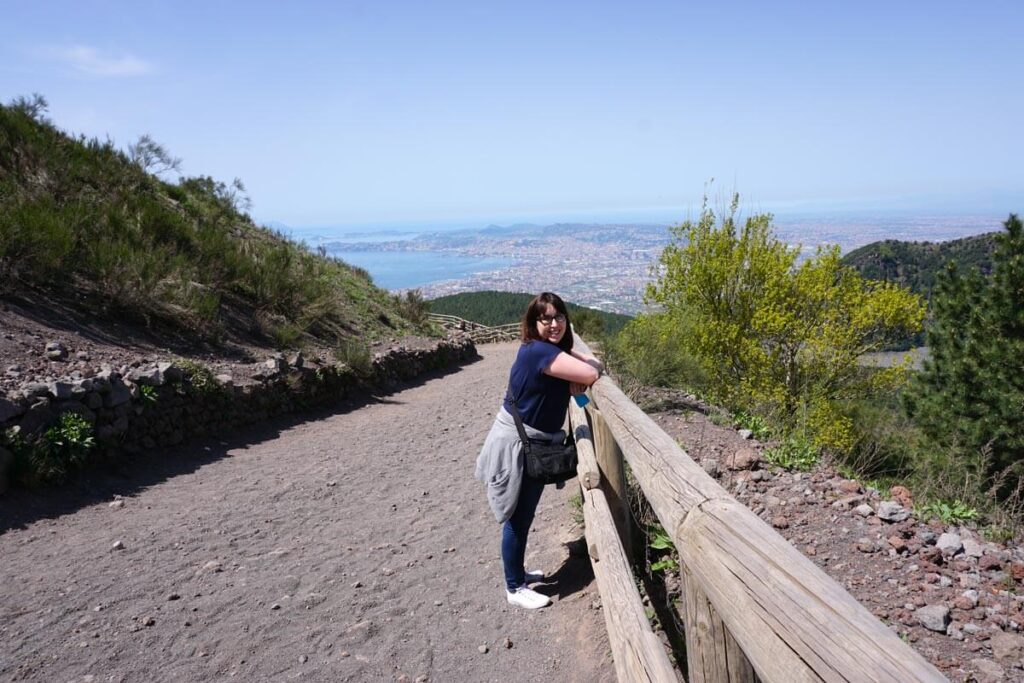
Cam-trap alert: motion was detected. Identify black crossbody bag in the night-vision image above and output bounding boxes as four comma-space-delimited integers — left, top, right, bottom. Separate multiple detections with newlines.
506, 383, 578, 486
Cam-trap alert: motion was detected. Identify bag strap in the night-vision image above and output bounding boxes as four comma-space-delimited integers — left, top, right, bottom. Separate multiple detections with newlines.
505, 380, 532, 453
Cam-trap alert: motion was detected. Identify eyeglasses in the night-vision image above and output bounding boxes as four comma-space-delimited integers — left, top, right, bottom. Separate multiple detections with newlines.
537, 314, 566, 327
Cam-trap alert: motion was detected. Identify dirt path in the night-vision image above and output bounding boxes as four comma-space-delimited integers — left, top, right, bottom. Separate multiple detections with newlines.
0, 342, 614, 682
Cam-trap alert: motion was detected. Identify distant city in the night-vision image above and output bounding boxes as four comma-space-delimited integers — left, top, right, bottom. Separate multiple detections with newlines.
313, 213, 1004, 315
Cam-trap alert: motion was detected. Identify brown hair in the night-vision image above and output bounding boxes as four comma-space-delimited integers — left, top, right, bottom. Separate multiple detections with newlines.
519, 292, 574, 353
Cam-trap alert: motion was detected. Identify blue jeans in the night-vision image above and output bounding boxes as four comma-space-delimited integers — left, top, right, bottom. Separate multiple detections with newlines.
501, 473, 545, 591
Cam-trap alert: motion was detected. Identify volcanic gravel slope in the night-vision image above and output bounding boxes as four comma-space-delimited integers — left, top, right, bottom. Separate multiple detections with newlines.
0, 342, 614, 683
643, 389, 1024, 683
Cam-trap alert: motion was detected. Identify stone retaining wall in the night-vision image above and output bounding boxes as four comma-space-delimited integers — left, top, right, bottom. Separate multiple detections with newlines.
0, 337, 477, 492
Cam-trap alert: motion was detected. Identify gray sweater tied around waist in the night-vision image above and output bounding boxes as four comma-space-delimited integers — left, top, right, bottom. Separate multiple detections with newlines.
475, 406, 565, 523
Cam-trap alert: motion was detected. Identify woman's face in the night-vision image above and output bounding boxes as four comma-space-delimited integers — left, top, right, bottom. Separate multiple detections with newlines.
535, 304, 566, 344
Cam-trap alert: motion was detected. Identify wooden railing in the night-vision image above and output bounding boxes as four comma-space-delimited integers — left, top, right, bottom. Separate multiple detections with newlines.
427, 313, 519, 344
569, 334, 948, 683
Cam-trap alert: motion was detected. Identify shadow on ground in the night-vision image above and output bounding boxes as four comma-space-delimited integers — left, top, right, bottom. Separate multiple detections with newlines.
534, 536, 596, 602
0, 357, 480, 535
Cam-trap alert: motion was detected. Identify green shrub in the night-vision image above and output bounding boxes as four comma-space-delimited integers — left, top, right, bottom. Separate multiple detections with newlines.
646, 192, 924, 451
395, 289, 430, 326
139, 384, 158, 406
646, 523, 679, 573
763, 437, 819, 471
733, 411, 772, 440
334, 338, 373, 376
568, 490, 584, 526
837, 398, 921, 479
176, 359, 222, 395
6, 413, 96, 486
915, 499, 979, 525
604, 312, 707, 390
270, 321, 304, 349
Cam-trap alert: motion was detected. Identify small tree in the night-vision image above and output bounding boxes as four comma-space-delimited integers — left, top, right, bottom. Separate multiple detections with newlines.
905, 214, 1024, 481
9, 93, 49, 122
128, 134, 181, 177
647, 194, 925, 450
570, 307, 604, 340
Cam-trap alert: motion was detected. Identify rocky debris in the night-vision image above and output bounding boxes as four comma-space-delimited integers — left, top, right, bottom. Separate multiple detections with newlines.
937, 533, 964, 557
21, 383, 49, 400
990, 633, 1024, 663
979, 555, 1004, 572
726, 446, 761, 471
838, 479, 862, 494
198, 560, 224, 575
45, 341, 68, 361
111, 540, 125, 551
853, 503, 874, 517
877, 501, 912, 523
970, 658, 1006, 682
856, 537, 880, 553
961, 538, 984, 558
891, 485, 914, 509
917, 604, 951, 632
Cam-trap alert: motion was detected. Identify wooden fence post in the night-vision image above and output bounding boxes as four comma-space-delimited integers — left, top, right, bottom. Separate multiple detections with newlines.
587, 406, 634, 558
680, 565, 759, 683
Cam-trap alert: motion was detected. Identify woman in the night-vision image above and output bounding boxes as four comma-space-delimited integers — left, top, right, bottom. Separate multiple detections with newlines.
475, 292, 602, 609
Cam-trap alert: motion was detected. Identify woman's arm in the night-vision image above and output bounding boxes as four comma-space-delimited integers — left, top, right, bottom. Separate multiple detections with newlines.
544, 352, 600, 386
569, 349, 604, 373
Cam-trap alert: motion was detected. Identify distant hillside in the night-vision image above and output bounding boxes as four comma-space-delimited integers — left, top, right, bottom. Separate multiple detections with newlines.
841, 232, 997, 300
429, 291, 631, 337
0, 96, 431, 348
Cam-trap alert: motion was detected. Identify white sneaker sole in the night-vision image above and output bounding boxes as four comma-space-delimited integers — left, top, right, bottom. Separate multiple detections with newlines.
506, 589, 552, 609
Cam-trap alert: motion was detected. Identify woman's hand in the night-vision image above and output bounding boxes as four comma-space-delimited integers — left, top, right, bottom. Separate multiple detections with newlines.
569, 382, 589, 395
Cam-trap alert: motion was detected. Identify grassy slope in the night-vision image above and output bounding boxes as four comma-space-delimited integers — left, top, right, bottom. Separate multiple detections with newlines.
428, 290, 631, 336
0, 101, 431, 348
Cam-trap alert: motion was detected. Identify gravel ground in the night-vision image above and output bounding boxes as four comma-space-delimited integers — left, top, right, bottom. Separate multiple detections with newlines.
0, 342, 614, 682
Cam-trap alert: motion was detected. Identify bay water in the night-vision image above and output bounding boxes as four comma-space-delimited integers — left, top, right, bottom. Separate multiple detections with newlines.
332, 250, 513, 290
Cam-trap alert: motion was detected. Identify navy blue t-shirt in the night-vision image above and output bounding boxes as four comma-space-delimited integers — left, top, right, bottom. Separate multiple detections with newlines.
503, 341, 570, 433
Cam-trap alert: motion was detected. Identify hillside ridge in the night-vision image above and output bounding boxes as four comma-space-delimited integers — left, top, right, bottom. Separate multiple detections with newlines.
0, 97, 432, 352
842, 232, 998, 300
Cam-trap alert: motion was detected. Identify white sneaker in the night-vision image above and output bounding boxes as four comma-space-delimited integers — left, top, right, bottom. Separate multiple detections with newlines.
506, 586, 552, 609
525, 569, 546, 584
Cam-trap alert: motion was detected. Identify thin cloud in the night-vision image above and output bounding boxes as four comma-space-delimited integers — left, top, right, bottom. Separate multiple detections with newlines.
42, 45, 153, 77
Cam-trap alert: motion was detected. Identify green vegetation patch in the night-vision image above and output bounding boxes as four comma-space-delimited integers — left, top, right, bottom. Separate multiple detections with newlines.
842, 233, 997, 301
4, 412, 96, 486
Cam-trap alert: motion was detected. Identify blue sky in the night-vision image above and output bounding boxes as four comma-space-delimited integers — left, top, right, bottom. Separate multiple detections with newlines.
2, 1, 1022, 228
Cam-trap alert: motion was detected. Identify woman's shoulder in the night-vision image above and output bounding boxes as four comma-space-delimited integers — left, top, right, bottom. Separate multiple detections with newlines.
518, 339, 561, 358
